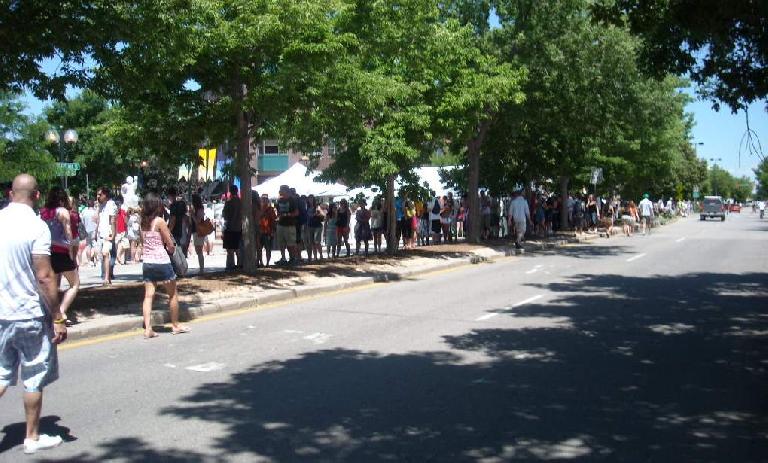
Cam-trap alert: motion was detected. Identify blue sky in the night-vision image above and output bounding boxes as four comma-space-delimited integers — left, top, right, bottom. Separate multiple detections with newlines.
685, 97, 765, 179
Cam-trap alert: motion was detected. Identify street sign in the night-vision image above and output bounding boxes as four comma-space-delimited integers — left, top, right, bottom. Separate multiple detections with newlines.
56, 162, 81, 177
590, 167, 603, 185
693, 185, 700, 199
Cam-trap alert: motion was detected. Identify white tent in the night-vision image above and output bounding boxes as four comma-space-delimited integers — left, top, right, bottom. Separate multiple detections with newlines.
396, 166, 456, 197
333, 166, 456, 203
252, 163, 348, 198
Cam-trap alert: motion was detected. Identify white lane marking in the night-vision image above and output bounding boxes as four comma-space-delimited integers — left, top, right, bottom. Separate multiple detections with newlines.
626, 253, 647, 262
303, 332, 332, 345
525, 265, 544, 274
283, 330, 304, 334
476, 295, 544, 321
675, 237, 686, 243
164, 363, 177, 369
511, 295, 544, 307
186, 362, 226, 372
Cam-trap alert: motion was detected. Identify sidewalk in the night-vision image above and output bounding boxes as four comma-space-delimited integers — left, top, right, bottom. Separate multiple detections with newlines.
65, 233, 597, 341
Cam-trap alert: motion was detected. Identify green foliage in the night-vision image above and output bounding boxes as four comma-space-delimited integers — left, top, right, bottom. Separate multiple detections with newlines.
703, 165, 752, 201
491, 1, 650, 188
0, 1, 119, 99
593, 0, 768, 112
40, 91, 158, 196
0, 92, 58, 183
755, 158, 768, 199
318, 0, 443, 189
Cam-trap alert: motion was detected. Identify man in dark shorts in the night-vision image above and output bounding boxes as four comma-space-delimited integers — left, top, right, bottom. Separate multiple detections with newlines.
0, 174, 67, 454
275, 185, 299, 265
222, 185, 242, 270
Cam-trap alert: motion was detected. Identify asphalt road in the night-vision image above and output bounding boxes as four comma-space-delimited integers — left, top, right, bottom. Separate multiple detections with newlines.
2, 212, 767, 462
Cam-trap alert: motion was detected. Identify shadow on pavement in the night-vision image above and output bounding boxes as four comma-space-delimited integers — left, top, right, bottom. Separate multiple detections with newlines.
35, 437, 207, 463
0, 415, 76, 453
530, 243, 631, 259
46, 271, 767, 462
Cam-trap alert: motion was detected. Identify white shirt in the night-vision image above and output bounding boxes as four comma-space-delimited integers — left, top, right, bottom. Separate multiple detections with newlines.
83, 206, 98, 233
507, 196, 531, 222
639, 198, 653, 217
97, 199, 117, 238
758, 201, 765, 211
0, 203, 51, 320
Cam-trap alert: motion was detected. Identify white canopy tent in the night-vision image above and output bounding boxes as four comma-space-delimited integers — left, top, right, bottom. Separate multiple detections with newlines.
334, 166, 457, 204
400, 166, 456, 197
252, 163, 348, 198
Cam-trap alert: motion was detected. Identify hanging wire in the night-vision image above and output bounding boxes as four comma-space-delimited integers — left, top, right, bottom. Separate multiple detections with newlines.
738, 109, 765, 166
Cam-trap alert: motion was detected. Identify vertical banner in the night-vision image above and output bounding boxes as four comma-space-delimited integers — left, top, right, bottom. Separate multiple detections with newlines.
197, 148, 217, 181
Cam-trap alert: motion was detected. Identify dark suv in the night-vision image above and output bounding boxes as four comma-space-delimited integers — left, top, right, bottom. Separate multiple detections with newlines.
701, 196, 725, 221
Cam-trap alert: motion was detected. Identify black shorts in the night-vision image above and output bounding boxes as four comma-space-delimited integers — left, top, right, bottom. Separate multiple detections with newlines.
223, 231, 242, 250
431, 220, 442, 234
51, 252, 77, 273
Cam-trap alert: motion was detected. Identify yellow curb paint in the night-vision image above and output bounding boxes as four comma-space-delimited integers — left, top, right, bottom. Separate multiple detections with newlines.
59, 330, 140, 351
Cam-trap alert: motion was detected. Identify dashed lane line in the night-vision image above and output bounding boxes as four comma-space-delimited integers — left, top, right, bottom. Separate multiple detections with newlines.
476, 295, 543, 321
626, 253, 647, 262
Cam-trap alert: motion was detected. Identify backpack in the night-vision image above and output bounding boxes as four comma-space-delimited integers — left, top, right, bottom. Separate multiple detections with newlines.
573, 200, 584, 218
431, 199, 441, 215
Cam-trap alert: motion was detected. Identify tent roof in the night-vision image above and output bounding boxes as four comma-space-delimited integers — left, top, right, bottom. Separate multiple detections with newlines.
253, 163, 348, 198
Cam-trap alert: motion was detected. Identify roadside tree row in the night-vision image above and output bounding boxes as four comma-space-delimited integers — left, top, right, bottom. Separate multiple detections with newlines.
3, 0, 760, 262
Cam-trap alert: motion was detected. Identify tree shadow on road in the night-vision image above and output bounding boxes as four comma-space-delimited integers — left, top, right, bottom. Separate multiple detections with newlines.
27, 271, 768, 462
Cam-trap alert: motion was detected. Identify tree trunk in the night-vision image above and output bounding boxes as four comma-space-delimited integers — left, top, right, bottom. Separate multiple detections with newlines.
235, 81, 257, 274
466, 143, 480, 243
386, 174, 397, 254
559, 175, 570, 232
465, 117, 491, 244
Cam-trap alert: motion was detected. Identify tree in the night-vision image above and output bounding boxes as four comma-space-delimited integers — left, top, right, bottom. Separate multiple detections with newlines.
592, 0, 768, 112
0, 91, 58, 184
0, 1, 118, 99
91, 0, 347, 273
494, 0, 657, 229
316, 0, 444, 253
755, 158, 768, 199
429, 18, 526, 243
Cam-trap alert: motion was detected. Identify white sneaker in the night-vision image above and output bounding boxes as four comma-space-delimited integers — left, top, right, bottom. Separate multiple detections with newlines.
23, 434, 62, 454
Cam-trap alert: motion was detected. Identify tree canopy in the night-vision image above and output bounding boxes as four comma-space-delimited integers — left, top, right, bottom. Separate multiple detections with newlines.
592, 0, 768, 113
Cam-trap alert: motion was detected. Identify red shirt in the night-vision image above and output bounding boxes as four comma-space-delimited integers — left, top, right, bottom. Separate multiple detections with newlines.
116, 208, 127, 234
259, 206, 277, 235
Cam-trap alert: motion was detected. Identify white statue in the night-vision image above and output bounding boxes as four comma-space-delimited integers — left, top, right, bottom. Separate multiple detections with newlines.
121, 176, 139, 209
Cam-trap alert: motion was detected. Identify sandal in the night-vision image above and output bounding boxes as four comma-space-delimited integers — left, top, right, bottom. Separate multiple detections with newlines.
144, 332, 159, 339
171, 327, 191, 335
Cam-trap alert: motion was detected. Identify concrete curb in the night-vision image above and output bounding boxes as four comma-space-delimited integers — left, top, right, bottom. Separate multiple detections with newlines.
66, 237, 578, 342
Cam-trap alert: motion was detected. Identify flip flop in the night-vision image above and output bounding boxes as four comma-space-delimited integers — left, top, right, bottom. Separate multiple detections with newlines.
171, 327, 190, 335
144, 332, 159, 339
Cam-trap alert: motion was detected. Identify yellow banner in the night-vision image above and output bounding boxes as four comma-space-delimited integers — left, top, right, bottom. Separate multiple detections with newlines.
198, 148, 217, 180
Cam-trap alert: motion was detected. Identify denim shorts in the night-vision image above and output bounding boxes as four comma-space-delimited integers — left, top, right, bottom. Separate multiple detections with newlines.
142, 263, 176, 283
0, 318, 59, 392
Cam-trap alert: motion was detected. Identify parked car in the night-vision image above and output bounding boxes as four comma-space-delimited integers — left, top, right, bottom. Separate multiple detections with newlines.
701, 196, 725, 221
729, 203, 741, 213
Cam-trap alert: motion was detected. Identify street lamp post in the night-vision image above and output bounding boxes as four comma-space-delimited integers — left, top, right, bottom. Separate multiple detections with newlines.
46, 128, 79, 190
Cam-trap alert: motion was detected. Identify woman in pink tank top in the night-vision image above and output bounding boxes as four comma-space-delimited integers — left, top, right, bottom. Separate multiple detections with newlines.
140, 192, 189, 339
